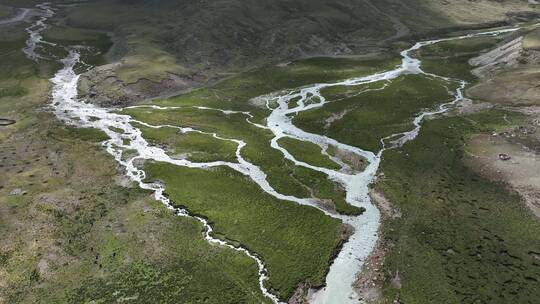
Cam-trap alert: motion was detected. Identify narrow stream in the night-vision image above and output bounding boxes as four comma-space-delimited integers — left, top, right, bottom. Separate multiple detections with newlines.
24, 3, 517, 303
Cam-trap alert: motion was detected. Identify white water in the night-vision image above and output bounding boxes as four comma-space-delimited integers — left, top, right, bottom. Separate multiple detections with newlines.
23, 3, 54, 61
25, 3, 517, 303
266, 27, 518, 304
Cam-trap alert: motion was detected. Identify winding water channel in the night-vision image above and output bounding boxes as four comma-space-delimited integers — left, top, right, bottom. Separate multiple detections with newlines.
24, 4, 516, 303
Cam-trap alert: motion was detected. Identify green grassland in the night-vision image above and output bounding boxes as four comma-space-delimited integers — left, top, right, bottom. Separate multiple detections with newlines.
4, 2, 539, 302
378, 110, 540, 303
137, 124, 238, 163
42, 25, 113, 67
123, 107, 312, 198
144, 162, 343, 299
418, 35, 503, 81
122, 104, 363, 216
277, 137, 341, 170
294, 75, 456, 152
363, 33, 540, 303
134, 111, 363, 216
154, 56, 401, 113
1, 126, 268, 303
49, 126, 109, 143
118, 35, 514, 301
0, 38, 387, 299
117, 57, 408, 298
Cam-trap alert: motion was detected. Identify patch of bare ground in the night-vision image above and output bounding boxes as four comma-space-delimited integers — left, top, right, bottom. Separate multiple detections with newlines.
329, 145, 369, 173
450, 98, 494, 116
423, 0, 538, 27
468, 28, 540, 106
468, 65, 540, 105
288, 282, 309, 304
465, 30, 540, 219
353, 180, 401, 304
324, 109, 352, 130
464, 130, 540, 219
469, 36, 524, 77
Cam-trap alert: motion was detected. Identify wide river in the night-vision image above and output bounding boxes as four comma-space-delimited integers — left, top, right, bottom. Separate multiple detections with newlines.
23, 3, 516, 303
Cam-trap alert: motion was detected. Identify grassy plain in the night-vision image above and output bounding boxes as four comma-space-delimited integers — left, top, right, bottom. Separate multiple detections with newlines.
124, 99, 366, 214
361, 32, 540, 303
1, 125, 268, 303
277, 137, 341, 170
144, 162, 343, 299
117, 56, 406, 298
137, 124, 238, 163
154, 56, 401, 113
378, 111, 540, 303
11, 21, 392, 300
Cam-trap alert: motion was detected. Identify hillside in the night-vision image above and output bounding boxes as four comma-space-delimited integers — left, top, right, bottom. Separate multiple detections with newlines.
44, 0, 538, 105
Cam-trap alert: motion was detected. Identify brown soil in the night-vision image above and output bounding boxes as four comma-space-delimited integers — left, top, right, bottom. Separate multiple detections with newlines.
78, 63, 206, 107
464, 132, 540, 219
468, 65, 540, 106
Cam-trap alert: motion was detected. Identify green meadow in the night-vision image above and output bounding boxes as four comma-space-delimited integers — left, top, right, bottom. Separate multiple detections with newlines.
144, 162, 343, 299
378, 110, 540, 303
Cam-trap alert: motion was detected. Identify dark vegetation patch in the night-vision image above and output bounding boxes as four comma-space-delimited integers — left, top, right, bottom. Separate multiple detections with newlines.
41, 24, 113, 70
294, 75, 454, 151
143, 162, 344, 300
417, 35, 503, 81
378, 110, 540, 303
292, 166, 365, 216
277, 137, 341, 170
48, 126, 109, 142
156, 56, 401, 113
